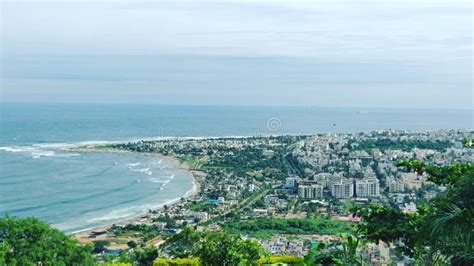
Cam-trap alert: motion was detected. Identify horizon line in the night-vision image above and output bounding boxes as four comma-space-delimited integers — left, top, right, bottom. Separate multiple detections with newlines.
1, 101, 473, 111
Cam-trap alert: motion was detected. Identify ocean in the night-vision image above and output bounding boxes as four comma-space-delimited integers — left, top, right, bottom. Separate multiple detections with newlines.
0, 103, 472, 232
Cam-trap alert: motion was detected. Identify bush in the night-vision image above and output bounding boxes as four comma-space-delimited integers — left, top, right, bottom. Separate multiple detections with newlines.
154, 257, 200, 266
258, 255, 306, 265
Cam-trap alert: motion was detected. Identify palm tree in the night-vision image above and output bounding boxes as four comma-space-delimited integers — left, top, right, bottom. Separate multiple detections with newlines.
423, 170, 474, 265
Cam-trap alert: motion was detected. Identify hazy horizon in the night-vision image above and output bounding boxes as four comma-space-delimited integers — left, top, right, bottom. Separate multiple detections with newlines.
1, 0, 473, 109
1, 101, 474, 111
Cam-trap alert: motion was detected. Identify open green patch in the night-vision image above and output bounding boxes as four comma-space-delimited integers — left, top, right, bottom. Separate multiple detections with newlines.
224, 216, 353, 237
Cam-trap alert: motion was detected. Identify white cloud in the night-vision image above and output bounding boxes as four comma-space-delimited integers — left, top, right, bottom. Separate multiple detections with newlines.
2, 0, 472, 58
1, 0, 472, 107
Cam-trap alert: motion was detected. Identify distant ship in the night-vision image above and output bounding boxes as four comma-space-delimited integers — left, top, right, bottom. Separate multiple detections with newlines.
357, 109, 369, 114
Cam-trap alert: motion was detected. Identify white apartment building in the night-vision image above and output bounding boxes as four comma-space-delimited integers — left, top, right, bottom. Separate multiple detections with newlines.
388, 180, 405, 193
298, 184, 323, 199
285, 177, 298, 188
330, 178, 354, 199
355, 178, 380, 198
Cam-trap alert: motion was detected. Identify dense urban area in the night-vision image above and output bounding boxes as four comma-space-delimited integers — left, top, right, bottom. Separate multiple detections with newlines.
1, 129, 473, 265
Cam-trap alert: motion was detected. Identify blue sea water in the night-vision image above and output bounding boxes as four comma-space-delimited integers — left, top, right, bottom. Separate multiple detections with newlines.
0, 103, 472, 232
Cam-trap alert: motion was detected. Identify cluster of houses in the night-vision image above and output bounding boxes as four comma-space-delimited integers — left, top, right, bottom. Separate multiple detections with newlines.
97, 129, 471, 265
259, 236, 307, 257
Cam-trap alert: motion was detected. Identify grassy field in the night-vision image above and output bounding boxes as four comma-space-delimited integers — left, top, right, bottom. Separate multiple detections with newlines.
175, 155, 207, 169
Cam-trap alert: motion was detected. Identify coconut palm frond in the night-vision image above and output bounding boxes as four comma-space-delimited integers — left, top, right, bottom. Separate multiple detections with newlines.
429, 205, 473, 239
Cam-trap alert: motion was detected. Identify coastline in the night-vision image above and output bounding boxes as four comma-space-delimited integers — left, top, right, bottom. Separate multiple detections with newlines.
71, 150, 202, 243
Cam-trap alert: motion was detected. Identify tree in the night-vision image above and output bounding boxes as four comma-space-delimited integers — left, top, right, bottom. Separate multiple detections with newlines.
0, 243, 9, 265
158, 229, 267, 265
153, 257, 200, 266
0, 216, 95, 265
134, 246, 159, 266
118, 250, 132, 264
127, 240, 137, 249
305, 242, 328, 265
354, 159, 474, 264
93, 240, 110, 253
464, 137, 473, 148
339, 234, 364, 265
192, 230, 239, 266
305, 234, 365, 265
191, 230, 267, 266
259, 255, 306, 265
161, 227, 200, 258
234, 239, 267, 264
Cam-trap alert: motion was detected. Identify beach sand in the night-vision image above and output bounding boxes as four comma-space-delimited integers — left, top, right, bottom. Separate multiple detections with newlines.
72, 153, 203, 244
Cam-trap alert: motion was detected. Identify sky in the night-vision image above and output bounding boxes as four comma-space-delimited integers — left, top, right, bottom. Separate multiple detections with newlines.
1, 0, 473, 108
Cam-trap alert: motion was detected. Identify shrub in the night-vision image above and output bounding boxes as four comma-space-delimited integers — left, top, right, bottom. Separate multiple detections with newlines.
154, 257, 200, 266
258, 255, 306, 265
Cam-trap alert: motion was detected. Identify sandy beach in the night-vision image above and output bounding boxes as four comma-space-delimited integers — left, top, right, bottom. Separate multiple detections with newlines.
72, 152, 203, 244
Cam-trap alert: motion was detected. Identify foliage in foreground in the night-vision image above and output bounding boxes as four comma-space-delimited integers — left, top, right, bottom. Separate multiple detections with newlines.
153, 255, 305, 266
161, 228, 268, 266
153, 257, 200, 266
0, 216, 95, 266
258, 255, 305, 265
354, 159, 474, 265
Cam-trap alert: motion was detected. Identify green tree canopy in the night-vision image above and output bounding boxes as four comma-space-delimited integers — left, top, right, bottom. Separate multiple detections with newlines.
193, 230, 267, 266
0, 216, 95, 266
133, 246, 159, 266
354, 160, 474, 264
161, 228, 267, 266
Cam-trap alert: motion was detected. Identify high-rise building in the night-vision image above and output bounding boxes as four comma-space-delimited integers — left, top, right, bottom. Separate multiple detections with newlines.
285, 177, 298, 189
330, 178, 354, 199
355, 178, 380, 198
388, 180, 405, 193
298, 184, 323, 199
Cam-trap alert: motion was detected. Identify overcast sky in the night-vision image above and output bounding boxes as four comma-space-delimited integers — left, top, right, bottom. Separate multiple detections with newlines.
1, 0, 472, 108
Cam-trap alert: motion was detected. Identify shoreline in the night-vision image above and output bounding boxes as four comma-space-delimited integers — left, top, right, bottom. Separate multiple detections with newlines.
71, 150, 202, 242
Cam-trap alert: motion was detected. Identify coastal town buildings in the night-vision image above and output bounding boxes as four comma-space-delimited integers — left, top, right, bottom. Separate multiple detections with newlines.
285, 177, 298, 189
329, 178, 354, 199
85, 129, 472, 264
355, 178, 380, 198
298, 184, 323, 199
388, 179, 405, 193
